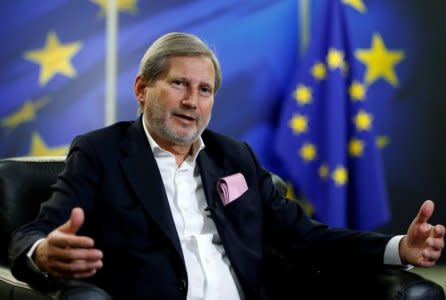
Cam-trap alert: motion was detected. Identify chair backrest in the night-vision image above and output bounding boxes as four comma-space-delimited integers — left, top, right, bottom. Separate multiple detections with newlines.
0, 157, 65, 265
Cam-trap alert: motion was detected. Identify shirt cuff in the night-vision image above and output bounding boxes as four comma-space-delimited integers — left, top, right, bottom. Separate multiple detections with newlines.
383, 235, 414, 270
26, 238, 48, 275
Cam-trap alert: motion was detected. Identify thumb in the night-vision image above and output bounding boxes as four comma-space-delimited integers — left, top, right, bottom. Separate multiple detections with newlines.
58, 207, 84, 234
414, 200, 434, 224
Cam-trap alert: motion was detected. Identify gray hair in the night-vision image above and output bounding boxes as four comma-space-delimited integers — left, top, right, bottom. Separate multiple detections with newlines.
137, 32, 222, 115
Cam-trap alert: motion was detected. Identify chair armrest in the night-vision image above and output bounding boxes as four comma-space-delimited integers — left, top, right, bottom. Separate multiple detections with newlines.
0, 265, 111, 300
0, 265, 56, 300
264, 251, 445, 300
365, 267, 445, 300
303, 266, 446, 300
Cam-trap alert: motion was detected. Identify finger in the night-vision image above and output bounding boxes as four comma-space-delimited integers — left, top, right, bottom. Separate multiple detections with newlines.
431, 224, 446, 238
414, 200, 434, 224
48, 259, 103, 278
58, 207, 85, 235
427, 240, 444, 251
419, 258, 437, 268
73, 269, 99, 279
48, 258, 103, 273
426, 235, 445, 251
48, 233, 95, 249
51, 269, 99, 279
47, 247, 103, 262
422, 249, 441, 263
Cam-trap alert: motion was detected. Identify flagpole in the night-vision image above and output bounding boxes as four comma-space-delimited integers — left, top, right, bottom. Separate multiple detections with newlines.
299, 0, 310, 57
105, 0, 118, 126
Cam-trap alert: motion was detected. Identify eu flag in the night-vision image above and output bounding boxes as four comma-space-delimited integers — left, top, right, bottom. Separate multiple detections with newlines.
275, 0, 390, 230
0, 0, 297, 159
0, 1, 107, 157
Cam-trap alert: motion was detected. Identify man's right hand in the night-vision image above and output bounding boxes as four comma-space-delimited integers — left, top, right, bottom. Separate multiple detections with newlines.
34, 207, 103, 278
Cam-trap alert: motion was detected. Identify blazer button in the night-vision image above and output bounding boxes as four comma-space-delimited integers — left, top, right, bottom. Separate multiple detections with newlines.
178, 279, 187, 292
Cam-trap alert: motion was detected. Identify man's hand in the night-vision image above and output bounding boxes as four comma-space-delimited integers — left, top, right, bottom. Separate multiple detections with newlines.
400, 200, 445, 267
34, 207, 103, 278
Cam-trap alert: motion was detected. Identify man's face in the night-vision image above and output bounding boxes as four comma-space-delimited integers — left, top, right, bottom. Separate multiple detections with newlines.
136, 55, 215, 146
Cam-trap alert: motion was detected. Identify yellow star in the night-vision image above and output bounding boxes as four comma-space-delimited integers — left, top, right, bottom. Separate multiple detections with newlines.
327, 48, 345, 70
24, 31, 81, 86
349, 80, 366, 101
1, 97, 49, 130
332, 166, 348, 186
355, 33, 405, 87
90, 0, 138, 17
299, 142, 317, 162
289, 114, 308, 135
29, 132, 69, 156
319, 164, 329, 179
353, 110, 373, 131
376, 135, 390, 149
293, 84, 312, 105
349, 138, 364, 157
311, 62, 326, 80
342, 0, 367, 13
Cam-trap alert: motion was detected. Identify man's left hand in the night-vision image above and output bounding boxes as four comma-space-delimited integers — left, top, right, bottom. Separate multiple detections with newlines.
400, 200, 445, 267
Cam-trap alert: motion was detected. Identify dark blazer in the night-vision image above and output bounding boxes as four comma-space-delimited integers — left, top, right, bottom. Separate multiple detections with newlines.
9, 116, 392, 299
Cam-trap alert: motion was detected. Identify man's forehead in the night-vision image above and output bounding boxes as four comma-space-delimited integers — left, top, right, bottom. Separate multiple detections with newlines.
164, 56, 215, 83
166, 55, 213, 68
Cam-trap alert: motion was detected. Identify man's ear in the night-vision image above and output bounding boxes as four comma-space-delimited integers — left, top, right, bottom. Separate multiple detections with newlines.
134, 75, 147, 104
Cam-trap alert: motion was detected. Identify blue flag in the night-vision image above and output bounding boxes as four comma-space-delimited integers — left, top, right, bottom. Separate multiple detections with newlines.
0, 0, 298, 159
0, 1, 107, 157
275, 1, 390, 230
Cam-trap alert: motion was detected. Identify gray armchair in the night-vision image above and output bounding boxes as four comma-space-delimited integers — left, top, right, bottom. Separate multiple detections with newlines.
0, 157, 444, 300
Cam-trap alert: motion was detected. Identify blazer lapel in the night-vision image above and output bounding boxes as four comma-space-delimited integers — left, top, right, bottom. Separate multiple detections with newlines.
119, 118, 183, 258
197, 149, 225, 212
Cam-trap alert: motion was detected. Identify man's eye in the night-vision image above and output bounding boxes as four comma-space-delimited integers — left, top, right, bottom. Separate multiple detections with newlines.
172, 80, 184, 86
200, 86, 212, 94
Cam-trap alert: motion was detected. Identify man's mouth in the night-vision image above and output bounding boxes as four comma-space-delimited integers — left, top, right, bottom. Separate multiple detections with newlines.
172, 113, 198, 124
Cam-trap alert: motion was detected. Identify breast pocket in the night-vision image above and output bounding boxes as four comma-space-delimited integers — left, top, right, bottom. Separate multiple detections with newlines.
222, 189, 262, 237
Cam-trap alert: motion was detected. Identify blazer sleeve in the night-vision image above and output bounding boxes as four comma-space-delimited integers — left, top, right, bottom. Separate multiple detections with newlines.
242, 141, 393, 269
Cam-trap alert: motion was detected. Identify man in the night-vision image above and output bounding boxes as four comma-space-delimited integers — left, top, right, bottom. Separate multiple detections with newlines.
9, 32, 445, 299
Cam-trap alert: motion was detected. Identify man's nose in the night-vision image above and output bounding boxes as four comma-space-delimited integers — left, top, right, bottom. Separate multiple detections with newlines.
181, 89, 198, 108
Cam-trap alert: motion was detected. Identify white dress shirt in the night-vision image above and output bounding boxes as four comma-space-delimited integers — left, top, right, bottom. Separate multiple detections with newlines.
143, 123, 243, 300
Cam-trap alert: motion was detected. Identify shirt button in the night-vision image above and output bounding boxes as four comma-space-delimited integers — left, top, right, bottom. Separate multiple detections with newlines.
178, 279, 187, 292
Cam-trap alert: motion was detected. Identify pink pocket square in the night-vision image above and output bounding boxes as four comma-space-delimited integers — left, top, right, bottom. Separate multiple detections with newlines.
216, 173, 248, 206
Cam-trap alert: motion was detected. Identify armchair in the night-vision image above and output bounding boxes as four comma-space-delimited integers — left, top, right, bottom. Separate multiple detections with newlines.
0, 157, 444, 300
0, 157, 111, 300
